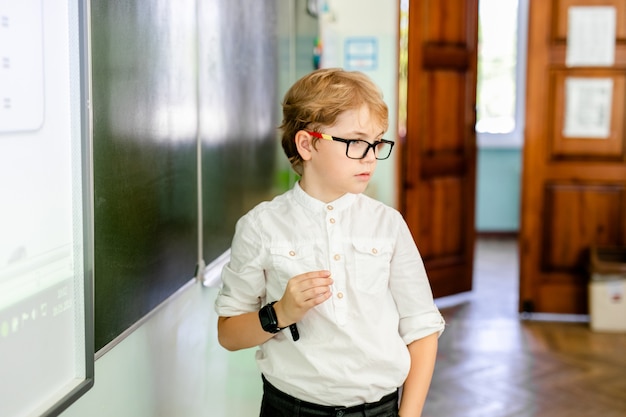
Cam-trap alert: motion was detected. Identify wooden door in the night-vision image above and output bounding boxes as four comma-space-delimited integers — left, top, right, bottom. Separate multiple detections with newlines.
401, 0, 479, 298
520, 0, 626, 314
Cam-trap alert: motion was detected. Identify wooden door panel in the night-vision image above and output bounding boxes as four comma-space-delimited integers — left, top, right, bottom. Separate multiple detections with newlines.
423, 1, 472, 41
537, 284, 587, 313
520, 0, 626, 314
414, 178, 464, 259
543, 183, 625, 271
542, 183, 626, 264
402, 0, 478, 299
424, 72, 466, 152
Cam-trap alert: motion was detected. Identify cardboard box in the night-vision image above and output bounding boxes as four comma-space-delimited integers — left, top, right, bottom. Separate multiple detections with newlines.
589, 247, 626, 332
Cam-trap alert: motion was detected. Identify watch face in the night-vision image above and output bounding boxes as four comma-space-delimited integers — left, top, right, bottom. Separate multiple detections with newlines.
259, 303, 279, 333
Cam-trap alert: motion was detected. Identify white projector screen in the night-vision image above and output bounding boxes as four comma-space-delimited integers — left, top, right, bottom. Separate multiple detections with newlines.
0, 1, 93, 416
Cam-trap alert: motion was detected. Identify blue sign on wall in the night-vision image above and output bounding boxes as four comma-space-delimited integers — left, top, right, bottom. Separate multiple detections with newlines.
345, 37, 378, 71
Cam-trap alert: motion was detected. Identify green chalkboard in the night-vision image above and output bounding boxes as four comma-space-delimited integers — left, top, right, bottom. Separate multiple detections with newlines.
91, 0, 279, 352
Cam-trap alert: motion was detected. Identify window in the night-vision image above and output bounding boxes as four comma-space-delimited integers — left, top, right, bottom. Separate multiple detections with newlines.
476, 0, 528, 148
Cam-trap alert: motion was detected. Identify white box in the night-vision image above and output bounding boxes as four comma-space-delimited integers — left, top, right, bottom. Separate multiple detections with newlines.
589, 276, 626, 332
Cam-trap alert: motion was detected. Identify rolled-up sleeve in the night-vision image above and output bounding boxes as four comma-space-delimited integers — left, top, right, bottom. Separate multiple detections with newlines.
389, 216, 445, 344
215, 213, 267, 317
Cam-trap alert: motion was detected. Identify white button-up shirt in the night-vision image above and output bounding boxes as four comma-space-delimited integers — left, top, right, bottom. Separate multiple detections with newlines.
215, 182, 445, 406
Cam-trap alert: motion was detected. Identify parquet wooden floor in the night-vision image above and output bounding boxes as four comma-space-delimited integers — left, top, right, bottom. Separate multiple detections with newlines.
424, 237, 626, 417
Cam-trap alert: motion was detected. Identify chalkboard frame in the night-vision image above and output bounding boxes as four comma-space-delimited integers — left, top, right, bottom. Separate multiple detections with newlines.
42, 0, 95, 415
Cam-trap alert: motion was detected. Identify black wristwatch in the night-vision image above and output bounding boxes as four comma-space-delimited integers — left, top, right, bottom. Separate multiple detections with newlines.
259, 301, 300, 341
259, 301, 284, 334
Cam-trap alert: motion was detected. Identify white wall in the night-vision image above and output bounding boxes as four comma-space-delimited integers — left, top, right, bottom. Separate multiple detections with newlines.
318, 0, 399, 207
61, 277, 262, 417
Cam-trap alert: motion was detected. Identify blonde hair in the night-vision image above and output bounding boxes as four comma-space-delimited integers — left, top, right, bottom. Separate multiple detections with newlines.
279, 68, 388, 175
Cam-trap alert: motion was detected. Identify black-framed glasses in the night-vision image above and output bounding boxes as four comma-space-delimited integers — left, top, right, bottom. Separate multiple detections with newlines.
307, 131, 395, 160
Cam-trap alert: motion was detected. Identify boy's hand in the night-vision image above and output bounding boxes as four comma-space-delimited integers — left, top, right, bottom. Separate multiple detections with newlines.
274, 270, 333, 327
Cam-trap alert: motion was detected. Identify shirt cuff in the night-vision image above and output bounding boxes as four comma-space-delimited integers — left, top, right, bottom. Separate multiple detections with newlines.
399, 311, 446, 345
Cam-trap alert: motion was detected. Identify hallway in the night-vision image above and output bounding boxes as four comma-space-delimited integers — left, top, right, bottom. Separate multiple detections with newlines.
425, 237, 626, 417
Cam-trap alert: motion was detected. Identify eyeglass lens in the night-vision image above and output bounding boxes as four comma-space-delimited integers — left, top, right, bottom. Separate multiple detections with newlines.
347, 140, 392, 160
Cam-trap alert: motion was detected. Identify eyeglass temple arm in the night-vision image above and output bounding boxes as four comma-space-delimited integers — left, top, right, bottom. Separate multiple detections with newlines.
307, 131, 333, 141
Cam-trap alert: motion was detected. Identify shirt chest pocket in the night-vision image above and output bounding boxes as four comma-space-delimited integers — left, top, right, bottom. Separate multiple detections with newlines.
352, 241, 393, 294
269, 244, 319, 284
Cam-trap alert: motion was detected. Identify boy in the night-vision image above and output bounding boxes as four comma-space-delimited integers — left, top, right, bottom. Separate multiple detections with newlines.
215, 68, 445, 417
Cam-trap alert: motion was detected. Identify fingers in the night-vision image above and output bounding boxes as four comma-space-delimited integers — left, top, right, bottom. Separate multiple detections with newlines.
278, 270, 334, 324
289, 270, 333, 301
293, 270, 332, 281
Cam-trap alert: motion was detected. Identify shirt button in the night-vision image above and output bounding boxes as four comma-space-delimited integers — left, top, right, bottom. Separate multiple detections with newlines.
289, 250, 296, 257
371, 248, 378, 254
329, 218, 336, 224
327, 205, 334, 211
333, 254, 341, 261
337, 292, 344, 299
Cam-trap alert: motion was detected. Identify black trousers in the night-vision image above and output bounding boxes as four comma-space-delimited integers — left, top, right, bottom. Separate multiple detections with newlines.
260, 375, 399, 417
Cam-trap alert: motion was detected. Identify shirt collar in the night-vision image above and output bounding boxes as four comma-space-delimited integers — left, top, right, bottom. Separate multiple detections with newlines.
293, 181, 357, 213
